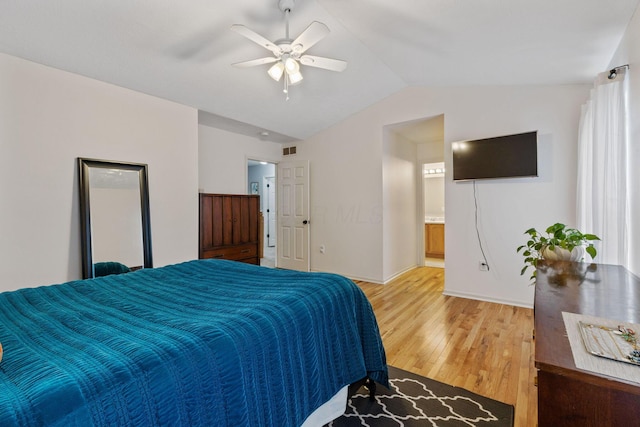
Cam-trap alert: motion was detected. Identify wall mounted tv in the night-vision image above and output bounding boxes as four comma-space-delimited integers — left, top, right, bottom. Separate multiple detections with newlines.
452, 131, 538, 181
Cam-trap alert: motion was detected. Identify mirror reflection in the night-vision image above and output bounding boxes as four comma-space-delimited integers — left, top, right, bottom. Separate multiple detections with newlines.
78, 158, 152, 279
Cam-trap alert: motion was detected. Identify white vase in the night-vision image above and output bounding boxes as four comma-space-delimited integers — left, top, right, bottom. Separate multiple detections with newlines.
542, 246, 567, 260
570, 246, 585, 261
541, 246, 585, 262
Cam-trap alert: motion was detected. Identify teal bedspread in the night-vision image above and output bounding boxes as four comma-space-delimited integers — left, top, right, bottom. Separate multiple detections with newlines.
0, 259, 387, 426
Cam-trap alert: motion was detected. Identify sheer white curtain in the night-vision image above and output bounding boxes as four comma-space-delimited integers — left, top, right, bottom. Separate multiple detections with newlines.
577, 68, 630, 267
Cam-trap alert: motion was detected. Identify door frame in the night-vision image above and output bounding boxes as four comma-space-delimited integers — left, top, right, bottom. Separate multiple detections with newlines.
246, 156, 279, 266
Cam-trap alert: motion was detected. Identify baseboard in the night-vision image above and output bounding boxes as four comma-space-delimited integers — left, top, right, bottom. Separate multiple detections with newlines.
442, 289, 533, 309
310, 267, 420, 286
382, 265, 417, 285
309, 269, 384, 284
309, 267, 533, 308
340, 265, 418, 285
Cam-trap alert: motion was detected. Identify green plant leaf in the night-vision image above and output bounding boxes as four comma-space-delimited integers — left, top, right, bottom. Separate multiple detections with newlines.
517, 223, 600, 285
547, 223, 565, 234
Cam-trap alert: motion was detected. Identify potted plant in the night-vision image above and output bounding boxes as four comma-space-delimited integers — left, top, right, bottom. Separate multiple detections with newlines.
517, 222, 600, 283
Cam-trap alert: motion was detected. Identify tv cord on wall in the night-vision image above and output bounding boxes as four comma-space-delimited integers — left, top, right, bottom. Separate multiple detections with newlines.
473, 181, 490, 271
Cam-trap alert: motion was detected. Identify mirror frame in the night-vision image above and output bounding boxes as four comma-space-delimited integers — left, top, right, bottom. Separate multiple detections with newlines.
78, 158, 153, 279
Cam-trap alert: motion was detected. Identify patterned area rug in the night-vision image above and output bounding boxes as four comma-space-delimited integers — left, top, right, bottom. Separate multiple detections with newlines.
328, 366, 514, 427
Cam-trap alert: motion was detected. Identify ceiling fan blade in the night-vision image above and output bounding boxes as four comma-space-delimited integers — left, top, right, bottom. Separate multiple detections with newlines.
299, 55, 347, 72
230, 24, 281, 54
291, 21, 330, 54
232, 57, 279, 68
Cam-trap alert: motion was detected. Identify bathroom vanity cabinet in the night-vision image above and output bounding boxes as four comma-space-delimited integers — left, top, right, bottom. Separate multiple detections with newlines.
425, 223, 445, 258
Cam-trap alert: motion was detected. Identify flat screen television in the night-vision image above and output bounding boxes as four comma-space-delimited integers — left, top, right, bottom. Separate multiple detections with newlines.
452, 131, 538, 181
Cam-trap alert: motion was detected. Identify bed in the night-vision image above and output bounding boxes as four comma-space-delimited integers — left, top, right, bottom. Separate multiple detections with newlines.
0, 259, 387, 426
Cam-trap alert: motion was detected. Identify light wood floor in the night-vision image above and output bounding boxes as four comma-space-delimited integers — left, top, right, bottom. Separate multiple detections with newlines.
355, 266, 537, 427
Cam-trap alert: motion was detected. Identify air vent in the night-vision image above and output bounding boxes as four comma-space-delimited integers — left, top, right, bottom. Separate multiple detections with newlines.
283, 146, 297, 156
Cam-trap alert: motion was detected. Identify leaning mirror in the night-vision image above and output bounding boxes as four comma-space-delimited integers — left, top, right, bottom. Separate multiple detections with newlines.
78, 158, 152, 279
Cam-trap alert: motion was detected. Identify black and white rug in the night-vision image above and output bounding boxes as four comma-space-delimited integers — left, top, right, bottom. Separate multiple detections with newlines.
328, 366, 514, 427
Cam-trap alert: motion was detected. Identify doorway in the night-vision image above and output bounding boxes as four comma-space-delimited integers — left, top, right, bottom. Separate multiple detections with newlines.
387, 114, 445, 270
423, 162, 445, 268
248, 160, 277, 268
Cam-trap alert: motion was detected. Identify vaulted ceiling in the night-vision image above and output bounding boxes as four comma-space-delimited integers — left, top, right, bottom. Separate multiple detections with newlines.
1, 0, 638, 142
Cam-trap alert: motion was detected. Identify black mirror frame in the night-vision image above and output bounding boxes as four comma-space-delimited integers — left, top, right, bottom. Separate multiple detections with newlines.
78, 158, 153, 279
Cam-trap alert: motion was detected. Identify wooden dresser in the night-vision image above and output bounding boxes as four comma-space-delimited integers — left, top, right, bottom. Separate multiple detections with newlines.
535, 260, 640, 426
199, 193, 260, 265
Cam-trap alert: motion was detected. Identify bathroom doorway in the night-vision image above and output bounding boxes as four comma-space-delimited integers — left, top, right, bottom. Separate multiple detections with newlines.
248, 160, 277, 268
423, 162, 445, 268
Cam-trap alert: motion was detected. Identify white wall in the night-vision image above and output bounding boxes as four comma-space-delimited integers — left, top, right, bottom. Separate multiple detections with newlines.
0, 53, 199, 291
297, 84, 589, 306
424, 175, 445, 218
441, 86, 589, 307
198, 125, 282, 194
608, 5, 640, 278
296, 116, 385, 283
382, 130, 419, 281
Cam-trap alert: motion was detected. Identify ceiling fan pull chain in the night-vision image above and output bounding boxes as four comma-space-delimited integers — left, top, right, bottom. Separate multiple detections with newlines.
285, 8, 290, 40
284, 73, 290, 101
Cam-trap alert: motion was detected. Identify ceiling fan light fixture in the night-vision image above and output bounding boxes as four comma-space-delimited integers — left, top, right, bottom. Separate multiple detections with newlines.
268, 62, 285, 81
288, 70, 303, 85
232, 0, 346, 100
284, 57, 299, 73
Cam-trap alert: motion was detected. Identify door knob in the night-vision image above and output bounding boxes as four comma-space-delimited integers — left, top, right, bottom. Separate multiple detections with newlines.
303, 220, 309, 225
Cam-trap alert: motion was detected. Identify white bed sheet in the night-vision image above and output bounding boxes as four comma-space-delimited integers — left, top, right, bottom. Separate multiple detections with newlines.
300, 385, 348, 426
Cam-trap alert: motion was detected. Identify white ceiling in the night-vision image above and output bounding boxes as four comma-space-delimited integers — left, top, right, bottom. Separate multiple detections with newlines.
1, 0, 638, 142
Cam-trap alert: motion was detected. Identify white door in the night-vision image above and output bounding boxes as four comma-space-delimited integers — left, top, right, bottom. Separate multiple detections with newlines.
277, 160, 310, 271
265, 176, 276, 247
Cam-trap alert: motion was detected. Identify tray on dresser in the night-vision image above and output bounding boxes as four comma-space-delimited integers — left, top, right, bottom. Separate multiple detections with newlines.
578, 321, 640, 366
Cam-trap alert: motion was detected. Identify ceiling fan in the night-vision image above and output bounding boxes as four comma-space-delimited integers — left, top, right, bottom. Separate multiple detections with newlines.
231, 0, 347, 99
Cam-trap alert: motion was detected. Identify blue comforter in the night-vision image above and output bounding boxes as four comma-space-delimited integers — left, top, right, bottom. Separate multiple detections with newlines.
0, 259, 387, 426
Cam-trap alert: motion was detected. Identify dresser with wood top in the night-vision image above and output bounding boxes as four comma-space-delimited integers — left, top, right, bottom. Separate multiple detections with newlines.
534, 260, 640, 426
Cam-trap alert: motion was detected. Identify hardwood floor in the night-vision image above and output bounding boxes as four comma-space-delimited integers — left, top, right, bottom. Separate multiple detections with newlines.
355, 266, 537, 427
